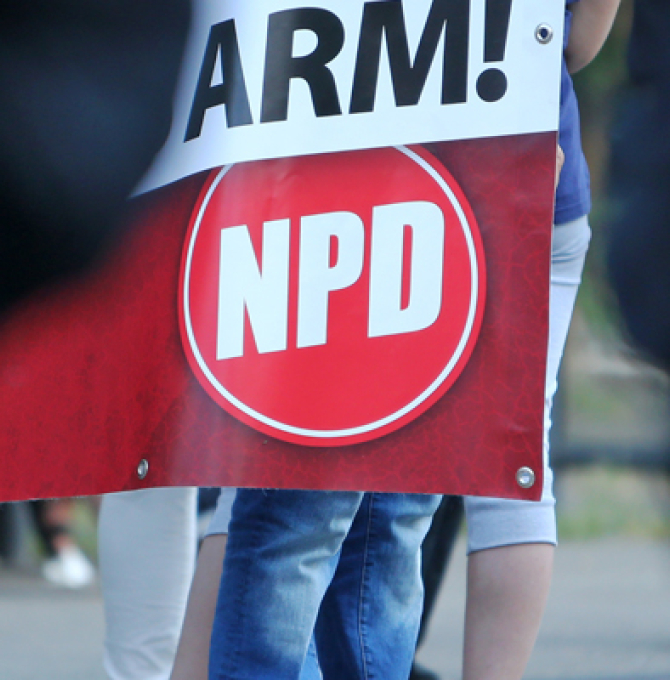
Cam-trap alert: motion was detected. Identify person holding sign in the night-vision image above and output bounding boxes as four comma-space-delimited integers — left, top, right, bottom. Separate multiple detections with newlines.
460, 2, 619, 678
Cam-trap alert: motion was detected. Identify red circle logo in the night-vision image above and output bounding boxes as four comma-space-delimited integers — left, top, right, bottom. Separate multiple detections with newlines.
180, 145, 486, 446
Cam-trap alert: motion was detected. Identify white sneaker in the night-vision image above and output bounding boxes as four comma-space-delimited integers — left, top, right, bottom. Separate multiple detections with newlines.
42, 545, 95, 589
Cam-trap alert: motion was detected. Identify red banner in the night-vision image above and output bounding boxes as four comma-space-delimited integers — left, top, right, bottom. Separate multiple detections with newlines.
0, 133, 554, 501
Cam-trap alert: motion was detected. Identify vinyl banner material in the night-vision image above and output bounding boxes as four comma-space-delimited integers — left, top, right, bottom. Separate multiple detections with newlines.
0, 0, 563, 501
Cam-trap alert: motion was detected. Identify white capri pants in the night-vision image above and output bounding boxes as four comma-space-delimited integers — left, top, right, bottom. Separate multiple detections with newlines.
99, 487, 198, 680
465, 215, 591, 553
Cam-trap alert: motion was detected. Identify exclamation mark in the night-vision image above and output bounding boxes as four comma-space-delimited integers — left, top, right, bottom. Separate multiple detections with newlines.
476, 0, 513, 102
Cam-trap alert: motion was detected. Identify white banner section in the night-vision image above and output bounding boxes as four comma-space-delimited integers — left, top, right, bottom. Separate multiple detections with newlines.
137, 0, 564, 194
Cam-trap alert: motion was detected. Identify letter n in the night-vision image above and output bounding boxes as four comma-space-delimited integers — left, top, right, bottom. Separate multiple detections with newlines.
217, 221, 290, 359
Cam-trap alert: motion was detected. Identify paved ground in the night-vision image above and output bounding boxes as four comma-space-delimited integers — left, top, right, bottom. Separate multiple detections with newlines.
0, 567, 106, 680
0, 536, 669, 680
417, 537, 670, 680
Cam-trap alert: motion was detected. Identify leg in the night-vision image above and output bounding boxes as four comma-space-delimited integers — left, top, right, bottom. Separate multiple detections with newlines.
99, 487, 197, 680
462, 463, 558, 680
0, 503, 19, 563
411, 495, 464, 680
171, 487, 237, 680
416, 495, 464, 649
462, 217, 591, 680
171, 534, 320, 680
315, 492, 442, 680
171, 534, 227, 680
462, 544, 554, 680
208, 488, 364, 680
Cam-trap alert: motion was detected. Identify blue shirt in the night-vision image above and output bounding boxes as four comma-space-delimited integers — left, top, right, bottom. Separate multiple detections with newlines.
555, 1, 591, 224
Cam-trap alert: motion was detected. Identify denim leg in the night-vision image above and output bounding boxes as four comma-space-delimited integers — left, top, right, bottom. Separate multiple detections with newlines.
314, 492, 442, 680
300, 635, 322, 680
208, 488, 364, 680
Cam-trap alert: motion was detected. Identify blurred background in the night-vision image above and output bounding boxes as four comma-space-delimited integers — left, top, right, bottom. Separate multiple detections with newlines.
554, 0, 670, 541
1, 2, 669, 679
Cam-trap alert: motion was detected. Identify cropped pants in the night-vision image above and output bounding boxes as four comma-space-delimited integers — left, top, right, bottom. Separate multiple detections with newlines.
465, 215, 591, 552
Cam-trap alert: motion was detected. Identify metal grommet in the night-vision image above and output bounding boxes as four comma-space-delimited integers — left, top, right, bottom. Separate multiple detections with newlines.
137, 459, 149, 480
516, 466, 536, 489
535, 24, 554, 44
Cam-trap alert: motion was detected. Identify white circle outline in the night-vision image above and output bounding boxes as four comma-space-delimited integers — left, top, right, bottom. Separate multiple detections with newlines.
182, 146, 482, 440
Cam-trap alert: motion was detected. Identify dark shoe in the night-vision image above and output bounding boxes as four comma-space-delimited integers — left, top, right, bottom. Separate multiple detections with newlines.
409, 661, 441, 680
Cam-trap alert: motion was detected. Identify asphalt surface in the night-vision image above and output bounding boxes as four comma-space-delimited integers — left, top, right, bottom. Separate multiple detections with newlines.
416, 537, 670, 680
1, 537, 669, 680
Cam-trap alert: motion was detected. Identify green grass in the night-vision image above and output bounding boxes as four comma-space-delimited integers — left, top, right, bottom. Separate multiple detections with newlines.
556, 465, 670, 540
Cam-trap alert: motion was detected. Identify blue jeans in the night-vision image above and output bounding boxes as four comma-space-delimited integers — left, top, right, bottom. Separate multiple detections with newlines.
208, 489, 441, 680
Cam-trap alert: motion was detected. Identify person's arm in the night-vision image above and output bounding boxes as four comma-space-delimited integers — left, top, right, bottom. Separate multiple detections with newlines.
565, 0, 621, 74
555, 144, 565, 189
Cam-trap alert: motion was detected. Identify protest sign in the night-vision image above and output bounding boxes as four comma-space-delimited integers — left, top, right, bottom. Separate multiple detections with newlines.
0, 0, 563, 501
